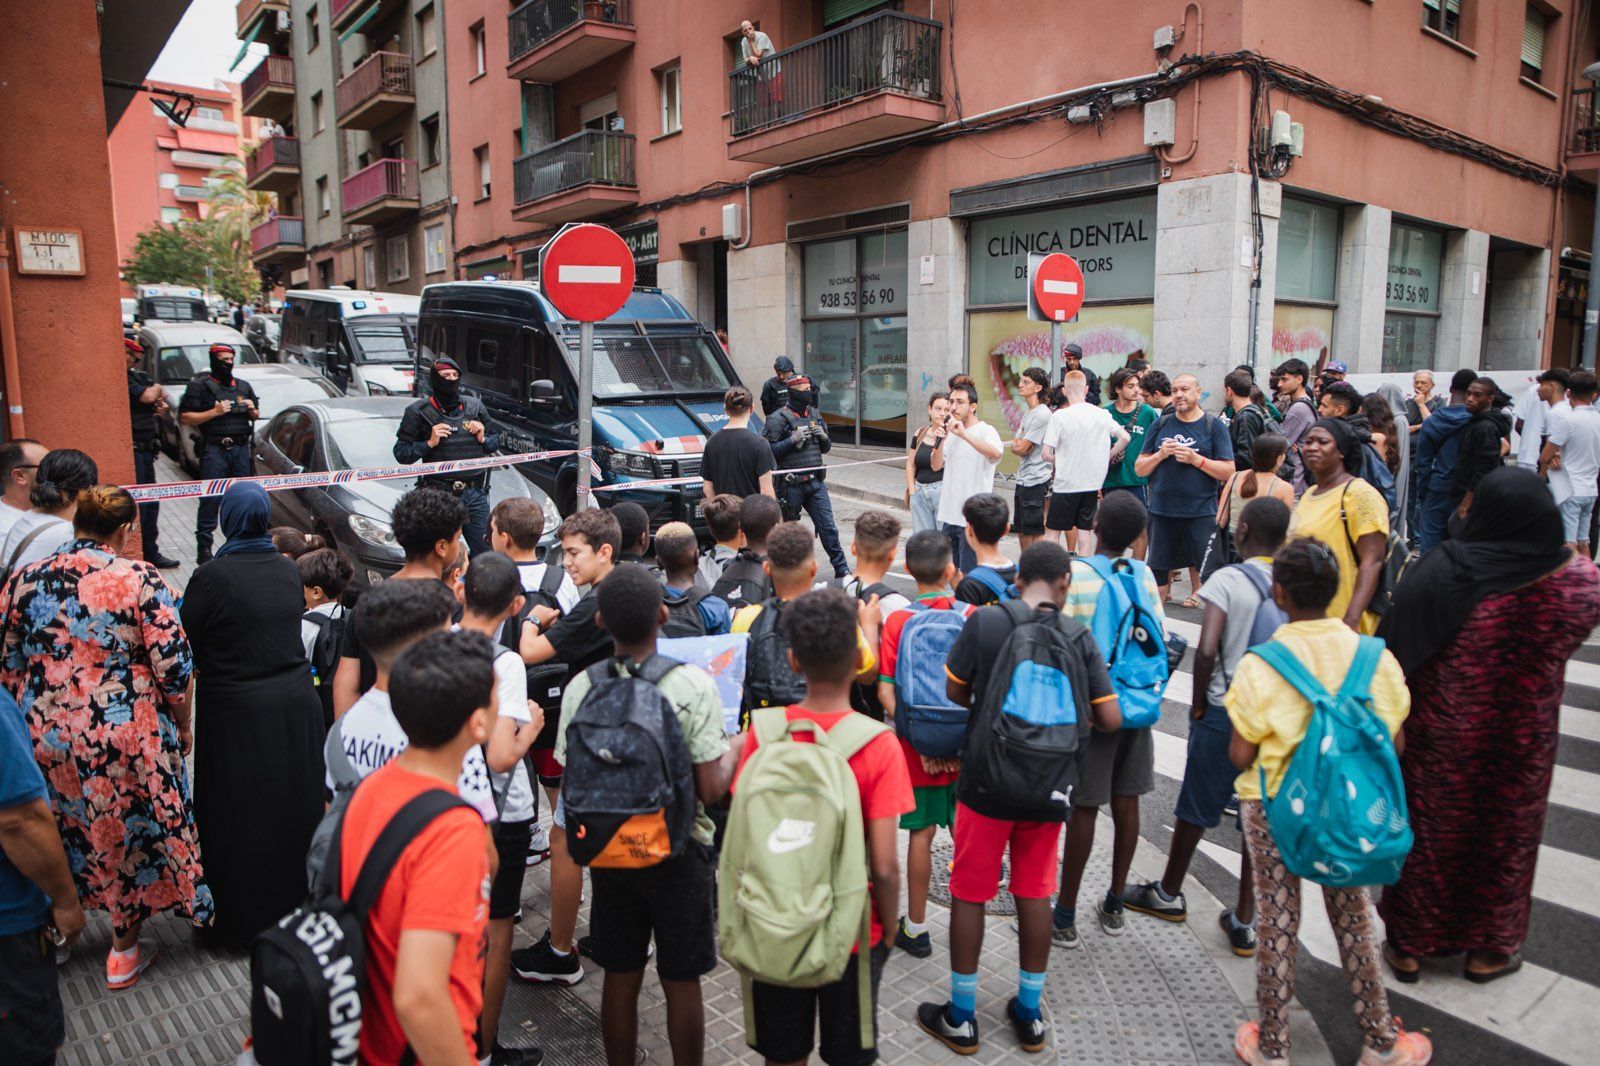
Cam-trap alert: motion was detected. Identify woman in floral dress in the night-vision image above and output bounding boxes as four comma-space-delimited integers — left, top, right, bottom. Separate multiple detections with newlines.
0, 485, 210, 990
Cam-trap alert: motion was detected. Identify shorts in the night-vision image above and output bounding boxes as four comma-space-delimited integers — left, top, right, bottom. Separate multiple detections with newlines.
1103, 484, 1148, 507
1072, 727, 1156, 808
531, 746, 563, 788
1146, 513, 1215, 572
489, 818, 533, 920
1174, 703, 1240, 830
749, 943, 888, 1066
900, 784, 957, 831
0, 926, 64, 1064
1047, 490, 1098, 532
1013, 482, 1051, 536
588, 843, 718, 980
948, 801, 1062, 903
1562, 495, 1597, 543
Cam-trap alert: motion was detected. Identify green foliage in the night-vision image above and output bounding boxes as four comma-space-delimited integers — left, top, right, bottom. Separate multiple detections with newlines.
119, 158, 275, 306
121, 223, 213, 291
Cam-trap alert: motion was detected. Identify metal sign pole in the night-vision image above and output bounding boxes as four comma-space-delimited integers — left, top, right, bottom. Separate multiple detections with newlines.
577, 320, 595, 510
1049, 320, 1062, 386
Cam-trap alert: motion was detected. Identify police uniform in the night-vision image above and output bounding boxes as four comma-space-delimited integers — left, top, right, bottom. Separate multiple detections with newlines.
760, 356, 796, 418
126, 342, 174, 566
394, 356, 499, 556
761, 377, 848, 577
179, 347, 261, 560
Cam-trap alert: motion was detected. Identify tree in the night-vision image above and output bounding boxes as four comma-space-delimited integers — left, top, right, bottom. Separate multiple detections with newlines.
121, 223, 213, 291
203, 159, 273, 305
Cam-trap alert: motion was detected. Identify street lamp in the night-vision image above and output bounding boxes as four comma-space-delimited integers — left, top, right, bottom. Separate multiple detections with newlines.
1581, 61, 1600, 369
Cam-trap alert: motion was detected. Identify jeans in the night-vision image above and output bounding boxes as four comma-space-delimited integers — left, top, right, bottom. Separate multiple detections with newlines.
1415, 489, 1454, 553
910, 480, 941, 533
782, 477, 849, 576
941, 522, 976, 572
420, 480, 489, 557
195, 443, 254, 549
133, 447, 161, 556
1561, 494, 1597, 543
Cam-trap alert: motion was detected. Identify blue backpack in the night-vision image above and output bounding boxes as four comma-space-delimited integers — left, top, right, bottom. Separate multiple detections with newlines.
964, 564, 1018, 603
891, 601, 975, 758
1234, 562, 1289, 649
1360, 443, 1397, 512
1250, 637, 1413, 888
1082, 555, 1170, 729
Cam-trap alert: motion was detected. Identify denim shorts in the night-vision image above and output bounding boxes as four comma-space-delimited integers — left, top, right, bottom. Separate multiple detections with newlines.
1174, 702, 1240, 830
1561, 495, 1597, 543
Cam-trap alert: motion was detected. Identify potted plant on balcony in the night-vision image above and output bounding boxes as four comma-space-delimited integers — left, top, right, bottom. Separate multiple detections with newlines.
583, 1, 607, 20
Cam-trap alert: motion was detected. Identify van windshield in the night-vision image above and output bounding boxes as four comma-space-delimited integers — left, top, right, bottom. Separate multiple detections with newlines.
572, 329, 732, 398
349, 322, 412, 363
142, 297, 209, 322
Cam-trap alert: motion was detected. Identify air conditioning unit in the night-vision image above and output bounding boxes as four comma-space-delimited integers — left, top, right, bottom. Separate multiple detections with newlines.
276, 9, 291, 32
722, 203, 743, 243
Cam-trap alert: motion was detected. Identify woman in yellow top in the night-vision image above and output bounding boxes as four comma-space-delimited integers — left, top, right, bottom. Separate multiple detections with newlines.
1224, 538, 1430, 1066
1287, 418, 1389, 634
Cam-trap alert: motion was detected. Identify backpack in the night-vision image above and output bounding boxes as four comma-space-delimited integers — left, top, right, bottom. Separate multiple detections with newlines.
741, 598, 808, 711
717, 708, 886, 1050
252, 786, 468, 1066
305, 722, 365, 887
964, 564, 1018, 603
1221, 562, 1289, 689
1360, 443, 1398, 512
662, 586, 711, 638
1081, 556, 1170, 729
1250, 637, 1413, 887
831, 577, 898, 722
1279, 396, 1317, 484
713, 549, 771, 606
961, 601, 1096, 820
303, 607, 346, 728
891, 600, 975, 757
499, 563, 567, 646
498, 564, 571, 718
562, 655, 696, 868
1338, 483, 1415, 618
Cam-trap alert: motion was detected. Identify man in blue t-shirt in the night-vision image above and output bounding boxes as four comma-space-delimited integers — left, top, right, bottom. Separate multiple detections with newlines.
1133, 373, 1235, 605
0, 689, 83, 1063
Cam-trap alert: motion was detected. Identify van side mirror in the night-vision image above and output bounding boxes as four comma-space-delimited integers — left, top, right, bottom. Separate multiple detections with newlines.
529, 379, 558, 409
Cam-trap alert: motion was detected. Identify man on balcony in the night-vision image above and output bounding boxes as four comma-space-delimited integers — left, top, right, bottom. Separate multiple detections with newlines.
739, 19, 783, 124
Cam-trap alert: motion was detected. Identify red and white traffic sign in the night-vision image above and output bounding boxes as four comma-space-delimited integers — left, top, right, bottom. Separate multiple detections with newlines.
1031, 252, 1086, 322
538, 222, 636, 322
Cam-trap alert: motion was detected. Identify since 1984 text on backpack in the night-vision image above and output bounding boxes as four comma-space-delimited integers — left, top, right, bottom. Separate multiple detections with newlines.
1081, 555, 1170, 729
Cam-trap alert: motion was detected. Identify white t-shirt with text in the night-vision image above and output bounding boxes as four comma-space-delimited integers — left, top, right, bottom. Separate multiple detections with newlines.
326, 688, 498, 822
491, 647, 536, 823
1045, 403, 1120, 493
935, 420, 1003, 526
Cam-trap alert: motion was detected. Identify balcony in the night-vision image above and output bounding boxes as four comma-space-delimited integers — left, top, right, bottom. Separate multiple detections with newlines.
173, 185, 211, 203
236, 0, 289, 39
512, 129, 637, 223
251, 216, 305, 265
241, 54, 295, 121
507, 0, 634, 83
342, 158, 419, 225
246, 136, 301, 195
336, 52, 414, 131
727, 11, 944, 165
1572, 87, 1600, 177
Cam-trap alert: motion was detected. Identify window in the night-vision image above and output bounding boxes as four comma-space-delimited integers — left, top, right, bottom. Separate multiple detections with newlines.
387, 234, 410, 283
160, 207, 183, 224
659, 65, 682, 135
195, 106, 224, 122
1523, 5, 1549, 82
424, 223, 447, 274
1272, 198, 1339, 370
474, 145, 491, 200
308, 4, 320, 50
416, 4, 437, 59
1383, 222, 1445, 373
471, 21, 486, 77
312, 91, 324, 133
317, 258, 334, 287
513, 126, 524, 157
316, 176, 330, 216
158, 172, 179, 189
802, 231, 909, 445
580, 92, 620, 132
362, 245, 377, 288
421, 115, 441, 167
1422, 0, 1462, 40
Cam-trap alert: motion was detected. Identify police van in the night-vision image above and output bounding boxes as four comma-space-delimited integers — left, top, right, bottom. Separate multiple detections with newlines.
278, 289, 420, 397
136, 285, 211, 325
416, 280, 745, 527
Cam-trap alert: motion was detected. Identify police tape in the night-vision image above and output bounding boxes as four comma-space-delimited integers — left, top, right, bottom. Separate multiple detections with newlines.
121, 449, 584, 503
580, 454, 909, 493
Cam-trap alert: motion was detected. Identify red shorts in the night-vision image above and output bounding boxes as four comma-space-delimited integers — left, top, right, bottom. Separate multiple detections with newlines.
531, 746, 563, 786
948, 801, 1063, 904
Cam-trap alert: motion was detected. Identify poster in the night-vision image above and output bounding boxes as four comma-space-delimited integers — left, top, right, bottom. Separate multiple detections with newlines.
657, 634, 748, 735
1270, 304, 1334, 367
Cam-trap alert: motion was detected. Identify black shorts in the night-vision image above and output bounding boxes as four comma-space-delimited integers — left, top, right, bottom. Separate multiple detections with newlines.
0, 926, 63, 1065
1047, 490, 1099, 532
489, 818, 534, 920
1013, 482, 1050, 536
588, 843, 717, 981
1146, 513, 1215, 572
749, 943, 888, 1066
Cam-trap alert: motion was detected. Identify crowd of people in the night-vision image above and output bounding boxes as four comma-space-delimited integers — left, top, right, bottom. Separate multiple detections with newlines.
2, 336, 1598, 1066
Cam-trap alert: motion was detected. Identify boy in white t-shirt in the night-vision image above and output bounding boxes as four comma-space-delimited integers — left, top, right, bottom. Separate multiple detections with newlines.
1043, 370, 1130, 552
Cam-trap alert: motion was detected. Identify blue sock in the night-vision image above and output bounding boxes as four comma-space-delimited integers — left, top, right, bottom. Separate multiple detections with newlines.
1052, 903, 1076, 929
1015, 968, 1046, 1020
949, 970, 978, 1025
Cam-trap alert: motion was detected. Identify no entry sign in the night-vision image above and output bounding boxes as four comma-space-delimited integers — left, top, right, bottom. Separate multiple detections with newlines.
1030, 252, 1085, 323
539, 223, 636, 322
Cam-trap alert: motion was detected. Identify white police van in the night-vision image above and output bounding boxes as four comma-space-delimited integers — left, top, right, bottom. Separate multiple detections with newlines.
278, 289, 420, 397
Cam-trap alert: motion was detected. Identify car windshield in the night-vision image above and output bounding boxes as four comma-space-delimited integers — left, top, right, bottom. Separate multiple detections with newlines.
326, 416, 403, 472
255, 377, 341, 421
155, 343, 264, 383
350, 324, 411, 363
572, 329, 733, 398
142, 297, 208, 322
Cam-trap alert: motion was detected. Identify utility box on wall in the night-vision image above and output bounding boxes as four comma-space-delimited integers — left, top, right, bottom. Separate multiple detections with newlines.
1144, 99, 1176, 148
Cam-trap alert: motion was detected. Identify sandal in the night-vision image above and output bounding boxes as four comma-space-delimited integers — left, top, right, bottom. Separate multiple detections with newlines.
1464, 953, 1522, 984
1383, 942, 1420, 984
1181, 596, 1202, 609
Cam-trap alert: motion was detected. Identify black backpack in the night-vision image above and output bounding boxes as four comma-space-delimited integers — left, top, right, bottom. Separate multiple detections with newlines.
961, 601, 1097, 821
662, 586, 711, 638
562, 655, 696, 868
828, 577, 897, 722
742, 597, 808, 712
251, 786, 468, 1066
302, 608, 346, 729
498, 563, 571, 720
712, 549, 770, 607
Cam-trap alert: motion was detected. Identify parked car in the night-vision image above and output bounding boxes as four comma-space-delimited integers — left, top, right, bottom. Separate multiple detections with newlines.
279, 289, 420, 396
135, 284, 210, 324
245, 312, 281, 358
253, 397, 558, 595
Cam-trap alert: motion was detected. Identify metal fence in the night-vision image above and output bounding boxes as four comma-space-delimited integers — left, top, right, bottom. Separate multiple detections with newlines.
342, 158, 418, 214
513, 129, 635, 204
246, 136, 299, 182
1576, 87, 1600, 153
728, 10, 941, 137
508, 0, 633, 62
242, 54, 293, 103
251, 216, 304, 254
336, 51, 414, 118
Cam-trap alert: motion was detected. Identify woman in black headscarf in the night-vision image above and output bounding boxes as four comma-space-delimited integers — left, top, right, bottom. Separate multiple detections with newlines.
184, 483, 325, 951
1378, 467, 1600, 983
1286, 418, 1389, 632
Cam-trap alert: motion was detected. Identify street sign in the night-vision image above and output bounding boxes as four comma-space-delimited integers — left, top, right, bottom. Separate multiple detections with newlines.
1030, 252, 1085, 323
538, 222, 636, 323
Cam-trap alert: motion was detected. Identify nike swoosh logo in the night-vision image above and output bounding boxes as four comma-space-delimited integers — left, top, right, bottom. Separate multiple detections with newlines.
767, 833, 810, 854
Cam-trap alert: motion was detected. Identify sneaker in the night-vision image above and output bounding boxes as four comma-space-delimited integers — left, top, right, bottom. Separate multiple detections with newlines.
1006, 996, 1047, 1054
1123, 880, 1188, 922
895, 917, 932, 959
1234, 1021, 1289, 1066
490, 1044, 545, 1066
1008, 914, 1081, 950
915, 1001, 979, 1055
510, 931, 583, 985
106, 940, 159, 990
526, 823, 550, 867
1220, 910, 1257, 957
1357, 1023, 1433, 1066
1223, 792, 1240, 819
1098, 894, 1126, 936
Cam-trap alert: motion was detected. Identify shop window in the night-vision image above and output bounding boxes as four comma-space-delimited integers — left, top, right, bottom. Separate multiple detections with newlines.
801, 230, 908, 445
1383, 222, 1444, 373
1272, 198, 1339, 369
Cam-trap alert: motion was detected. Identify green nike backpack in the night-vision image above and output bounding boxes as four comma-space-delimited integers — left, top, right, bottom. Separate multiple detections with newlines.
718, 707, 887, 1049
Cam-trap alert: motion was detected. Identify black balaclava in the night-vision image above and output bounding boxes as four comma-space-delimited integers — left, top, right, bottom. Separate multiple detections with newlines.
430, 356, 462, 406
786, 375, 815, 413
208, 344, 235, 386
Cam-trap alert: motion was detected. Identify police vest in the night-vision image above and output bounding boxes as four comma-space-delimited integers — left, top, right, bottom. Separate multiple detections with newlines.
197, 376, 256, 441
418, 398, 491, 466
770, 406, 825, 472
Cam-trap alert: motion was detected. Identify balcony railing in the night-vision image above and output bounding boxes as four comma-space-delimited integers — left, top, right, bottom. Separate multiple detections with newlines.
343, 158, 419, 215
514, 129, 635, 205
251, 216, 304, 255
247, 136, 299, 180
237, 0, 289, 36
1576, 87, 1600, 154
508, 0, 632, 63
336, 51, 414, 120
242, 54, 294, 102
729, 11, 941, 137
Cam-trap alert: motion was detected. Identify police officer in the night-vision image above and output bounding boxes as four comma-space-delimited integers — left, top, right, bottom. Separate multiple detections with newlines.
394, 355, 498, 557
762, 375, 849, 577
125, 339, 178, 568
760, 355, 797, 418
1061, 343, 1101, 407
179, 343, 261, 562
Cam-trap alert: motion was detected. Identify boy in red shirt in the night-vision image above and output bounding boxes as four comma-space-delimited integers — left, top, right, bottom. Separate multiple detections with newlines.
731, 588, 913, 1065
876, 529, 972, 959
338, 630, 499, 1066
